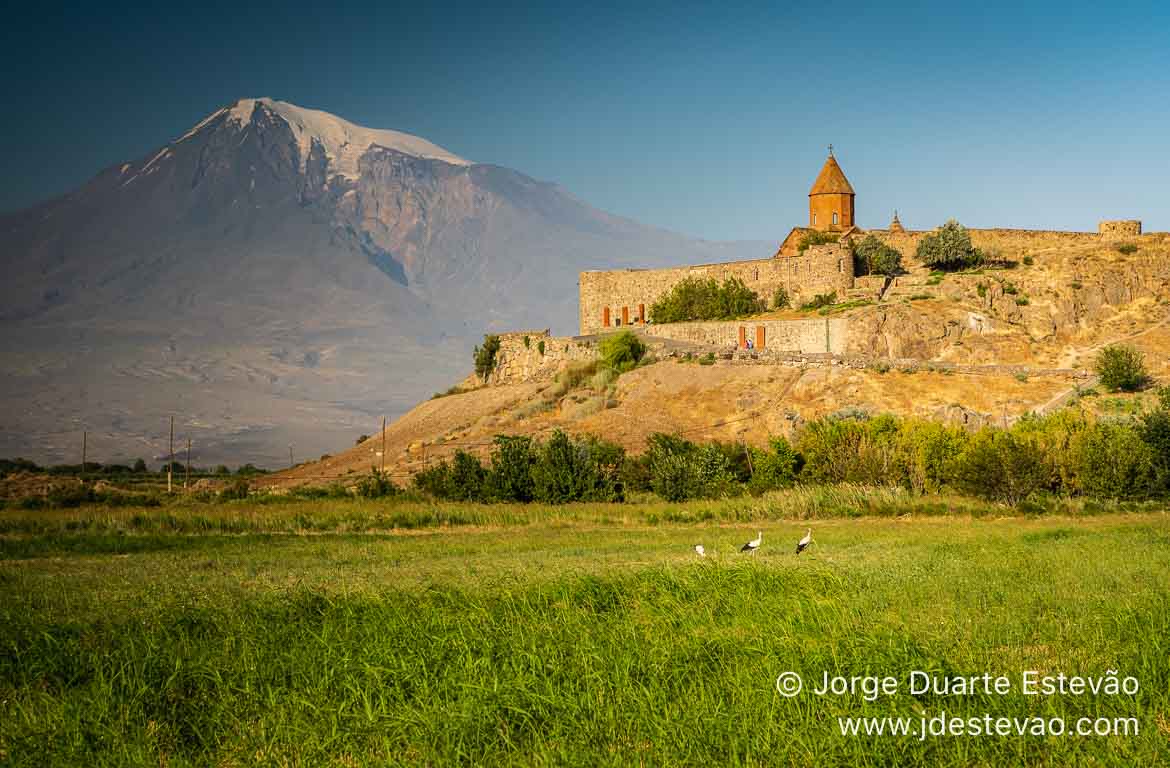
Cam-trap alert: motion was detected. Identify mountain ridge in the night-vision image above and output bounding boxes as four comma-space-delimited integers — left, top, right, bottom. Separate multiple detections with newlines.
0, 99, 771, 465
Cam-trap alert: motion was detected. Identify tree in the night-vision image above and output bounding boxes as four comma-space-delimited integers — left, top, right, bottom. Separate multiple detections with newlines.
355, 434, 370, 446
649, 277, 764, 323
356, 469, 399, 498
448, 450, 487, 501
1141, 408, 1170, 490
1094, 345, 1149, 392
132, 458, 148, 474
797, 231, 839, 253
916, 220, 982, 270
485, 435, 536, 502
1068, 422, 1156, 499
854, 234, 903, 277
473, 335, 501, 380
747, 437, 800, 495
646, 433, 736, 501
531, 430, 622, 503
599, 331, 646, 372
952, 429, 1050, 506
772, 286, 790, 310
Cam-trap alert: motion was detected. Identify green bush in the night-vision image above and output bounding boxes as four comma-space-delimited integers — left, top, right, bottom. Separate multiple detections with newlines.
1022, 255, 1034, 266
619, 453, 653, 493
599, 331, 646, 373
412, 462, 451, 497
916, 219, 983, 271
646, 433, 736, 501
537, 340, 546, 356
799, 292, 837, 311
1116, 243, 1138, 255
473, 335, 501, 380
355, 469, 399, 498
952, 429, 1049, 505
1141, 408, 1170, 489
485, 435, 536, 502
893, 420, 968, 495
772, 286, 790, 310
1094, 345, 1149, 392
747, 437, 800, 495
45, 483, 95, 508
853, 234, 903, 277
1157, 386, 1170, 411
797, 230, 839, 253
1068, 422, 1157, 499
649, 277, 764, 323
448, 451, 487, 501
219, 478, 250, 501
531, 430, 623, 503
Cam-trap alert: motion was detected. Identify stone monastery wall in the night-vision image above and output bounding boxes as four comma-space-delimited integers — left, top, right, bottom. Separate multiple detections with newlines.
867, 227, 1107, 258
486, 330, 595, 385
644, 317, 849, 354
578, 242, 853, 336
1098, 220, 1142, 238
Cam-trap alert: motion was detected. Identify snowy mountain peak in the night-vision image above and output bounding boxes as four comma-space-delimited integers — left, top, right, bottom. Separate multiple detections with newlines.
187, 97, 470, 179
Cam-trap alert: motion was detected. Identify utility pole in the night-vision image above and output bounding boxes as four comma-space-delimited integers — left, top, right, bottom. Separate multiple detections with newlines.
185, 438, 191, 490
381, 415, 386, 475
289, 445, 294, 471
168, 416, 174, 494
81, 431, 87, 483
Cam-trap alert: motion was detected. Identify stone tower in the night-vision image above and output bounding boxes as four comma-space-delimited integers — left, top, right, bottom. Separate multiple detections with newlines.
809, 148, 855, 232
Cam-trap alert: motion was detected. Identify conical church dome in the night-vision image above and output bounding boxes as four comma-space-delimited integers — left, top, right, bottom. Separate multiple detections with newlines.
809, 153, 855, 196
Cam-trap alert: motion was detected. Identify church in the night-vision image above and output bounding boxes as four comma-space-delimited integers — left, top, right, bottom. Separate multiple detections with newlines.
774, 147, 904, 256
577, 150, 877, 336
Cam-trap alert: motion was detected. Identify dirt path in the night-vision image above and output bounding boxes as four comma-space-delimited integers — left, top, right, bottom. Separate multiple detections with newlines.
1038, 309, 1169, 414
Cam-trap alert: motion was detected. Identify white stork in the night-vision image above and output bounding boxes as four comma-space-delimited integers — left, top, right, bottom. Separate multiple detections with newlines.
795, 528, 812, 555
741, 531, 762, 553
694, 544, 706, 557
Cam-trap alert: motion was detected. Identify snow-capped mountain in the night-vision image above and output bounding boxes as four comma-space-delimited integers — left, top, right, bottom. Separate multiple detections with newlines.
0, 99, 767, 466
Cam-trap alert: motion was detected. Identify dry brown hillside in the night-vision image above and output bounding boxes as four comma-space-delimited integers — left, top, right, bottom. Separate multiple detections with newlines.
264, 231, 1170, 489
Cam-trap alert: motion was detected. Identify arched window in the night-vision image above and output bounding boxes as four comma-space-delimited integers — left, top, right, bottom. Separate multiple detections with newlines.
812, 213, 818, 226
832, 212, 839, 225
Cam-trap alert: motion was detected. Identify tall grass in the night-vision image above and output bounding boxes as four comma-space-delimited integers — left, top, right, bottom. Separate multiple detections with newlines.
0, 485, 1163, 542
1, 512, 1168, 765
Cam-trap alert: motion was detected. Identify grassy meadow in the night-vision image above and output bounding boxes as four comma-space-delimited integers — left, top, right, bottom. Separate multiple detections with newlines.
1, 490, 1168, 766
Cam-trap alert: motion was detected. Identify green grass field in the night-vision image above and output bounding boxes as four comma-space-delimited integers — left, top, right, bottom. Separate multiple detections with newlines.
1, 491, 1168, 766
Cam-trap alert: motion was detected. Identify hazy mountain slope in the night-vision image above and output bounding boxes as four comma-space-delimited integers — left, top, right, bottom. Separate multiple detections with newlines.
0, 98, 768, 466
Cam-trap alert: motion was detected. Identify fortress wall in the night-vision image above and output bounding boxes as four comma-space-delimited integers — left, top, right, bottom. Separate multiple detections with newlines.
487, 330, 595, 385
643, 317, 849, 354
870, 227, 1112, 259
1099, 220, 1142, 238
578, 243, 853, 335
487, 318, 852, 386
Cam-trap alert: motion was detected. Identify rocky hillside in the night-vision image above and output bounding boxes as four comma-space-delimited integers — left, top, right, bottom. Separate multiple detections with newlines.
266, 230, 1170, 489
0, 98, 767, 466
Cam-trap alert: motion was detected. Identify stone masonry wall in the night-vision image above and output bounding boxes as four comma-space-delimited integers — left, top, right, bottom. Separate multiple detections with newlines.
641, 317, 849, 354
869, 226, 1144, 257
578, 243, 853, 335
1098, 220, 1142, 238
486, 330, 596, 385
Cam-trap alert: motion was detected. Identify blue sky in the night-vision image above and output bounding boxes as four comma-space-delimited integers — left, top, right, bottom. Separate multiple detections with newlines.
2, 0, 1168, 240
